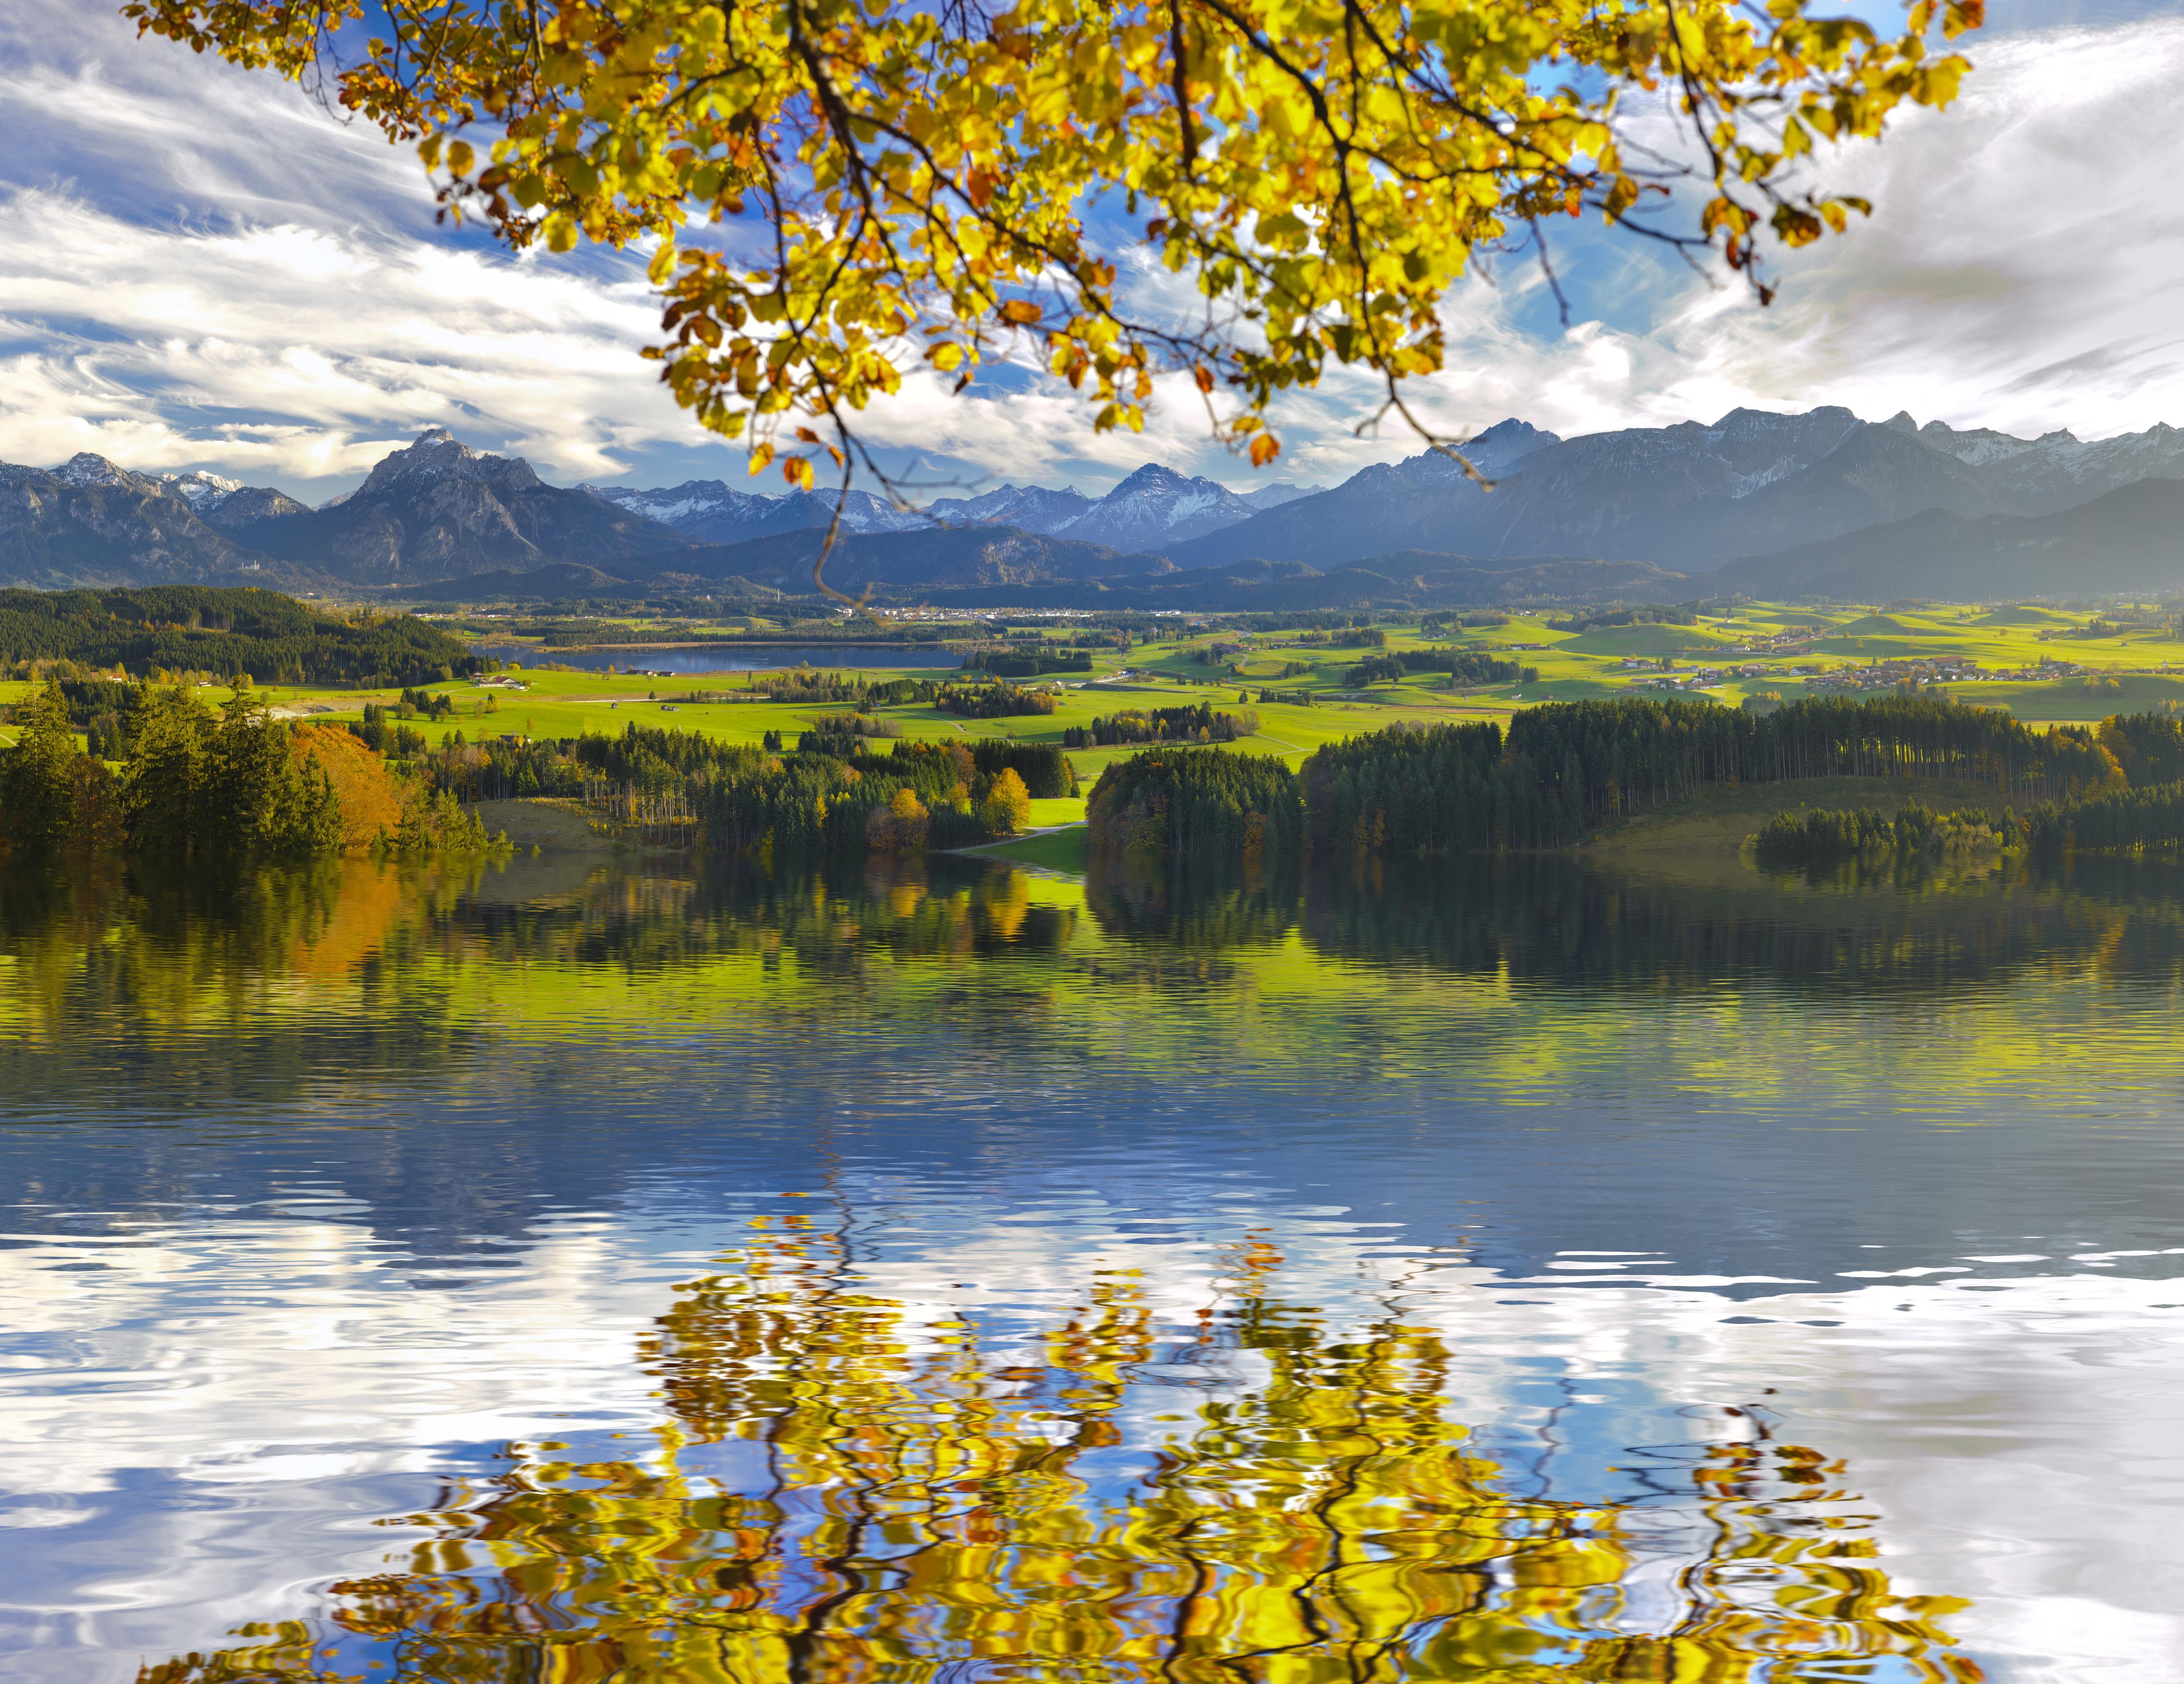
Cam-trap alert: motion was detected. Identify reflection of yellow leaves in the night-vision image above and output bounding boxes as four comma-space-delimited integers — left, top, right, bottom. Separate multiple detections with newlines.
281, 857, 409, 978
147, 1222, 1980, 1684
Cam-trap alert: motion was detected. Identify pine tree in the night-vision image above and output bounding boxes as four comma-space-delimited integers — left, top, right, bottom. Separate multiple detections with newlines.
0, 681, 81, 851
121, 686, 214, 853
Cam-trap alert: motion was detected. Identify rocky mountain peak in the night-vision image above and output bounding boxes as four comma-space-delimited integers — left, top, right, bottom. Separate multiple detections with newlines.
358, 428, 541, 498
1399, 417, 1560, 482
1053, 462, 1254, 549
1107, 461, 1191, 492
55, 453, 165, 496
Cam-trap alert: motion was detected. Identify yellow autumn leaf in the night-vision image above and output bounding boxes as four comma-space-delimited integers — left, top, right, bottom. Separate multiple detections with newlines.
123, 0, 1979, 539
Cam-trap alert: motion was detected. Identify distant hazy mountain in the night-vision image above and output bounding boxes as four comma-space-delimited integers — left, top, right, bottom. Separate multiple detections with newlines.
1162, 418, 1560, 570
632, 524, 1175, 594
1904, 413, 2184, 513
925, 482, 1093, 533
578, 515, 1676, 608
1047, 463, 1257, 550
1168, 409, 2184, 573
237, 429, 687, 581
157, 470, 244, 508
584, 478, 930, 543
152, 467, 313, 533
201, 486, 313, 531
601, 462, 1319, 551
1237, 480, 1323, 511
13, 407, 2184, 602
1714, 478, 2184, 599
0, 454, 299, 588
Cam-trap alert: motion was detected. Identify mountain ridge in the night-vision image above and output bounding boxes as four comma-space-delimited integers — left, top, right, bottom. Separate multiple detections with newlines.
1714, 477, 2184, 599
8, 405, 2184, 601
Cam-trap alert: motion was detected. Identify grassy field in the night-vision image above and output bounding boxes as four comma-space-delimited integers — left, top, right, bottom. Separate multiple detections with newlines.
10, 598, 2184, 763
957, 826, 1092, 875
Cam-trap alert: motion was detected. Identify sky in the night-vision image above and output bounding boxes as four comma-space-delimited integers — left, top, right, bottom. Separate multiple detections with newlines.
1, 0, 2180, 503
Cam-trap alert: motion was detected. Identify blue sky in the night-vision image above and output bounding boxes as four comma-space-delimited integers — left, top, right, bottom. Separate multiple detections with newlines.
1, 0, 2180, 503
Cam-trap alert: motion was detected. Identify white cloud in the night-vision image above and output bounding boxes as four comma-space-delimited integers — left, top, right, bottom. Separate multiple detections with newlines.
0, 0, 2179, 500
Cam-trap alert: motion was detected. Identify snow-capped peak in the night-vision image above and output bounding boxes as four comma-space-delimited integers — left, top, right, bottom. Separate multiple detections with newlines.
926, 482, 1093, 534
56, 453, 149, 492
158, 470, 245, 509
1052, 462, 1257, 549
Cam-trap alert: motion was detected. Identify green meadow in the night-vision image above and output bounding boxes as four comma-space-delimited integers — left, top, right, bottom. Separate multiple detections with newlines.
11, 600, 2184, 764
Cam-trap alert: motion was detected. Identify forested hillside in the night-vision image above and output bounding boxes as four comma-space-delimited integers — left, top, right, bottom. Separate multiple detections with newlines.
1088, 696, 2162, 859
0, 587, 477, 685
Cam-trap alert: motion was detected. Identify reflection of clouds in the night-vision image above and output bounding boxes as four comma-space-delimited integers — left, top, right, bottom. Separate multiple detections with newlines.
7, 1173, 2182, 1683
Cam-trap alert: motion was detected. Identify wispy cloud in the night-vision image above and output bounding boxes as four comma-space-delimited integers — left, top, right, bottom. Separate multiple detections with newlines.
1, 0, 2179, 500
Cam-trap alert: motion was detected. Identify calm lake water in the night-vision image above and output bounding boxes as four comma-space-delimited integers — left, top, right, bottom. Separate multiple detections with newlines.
4, 848, 2184, 1681
475, 642, 963, 674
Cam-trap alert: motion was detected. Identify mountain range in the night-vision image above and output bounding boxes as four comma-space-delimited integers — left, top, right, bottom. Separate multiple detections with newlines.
583, 460, 1322, 551
4, 406, 2181, 603
1162, 409, 2184, 573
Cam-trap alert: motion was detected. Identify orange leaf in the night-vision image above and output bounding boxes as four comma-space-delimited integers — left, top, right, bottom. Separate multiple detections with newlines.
1248, 433, 1281, 468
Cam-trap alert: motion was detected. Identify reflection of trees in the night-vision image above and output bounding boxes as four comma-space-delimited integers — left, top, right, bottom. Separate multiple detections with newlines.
0, 856, 487, 1103
1078, 847, 2184, 1001
1086, 854, 1302, 951
143, 1222, 1978, 1684
1298, 854, 2184, 999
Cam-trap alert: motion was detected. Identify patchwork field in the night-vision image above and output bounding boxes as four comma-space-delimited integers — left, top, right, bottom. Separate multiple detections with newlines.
10, 600, 2184, 763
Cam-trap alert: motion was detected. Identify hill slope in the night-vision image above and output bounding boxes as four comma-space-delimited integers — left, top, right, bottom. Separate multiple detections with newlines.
1714, 477, 2184, 598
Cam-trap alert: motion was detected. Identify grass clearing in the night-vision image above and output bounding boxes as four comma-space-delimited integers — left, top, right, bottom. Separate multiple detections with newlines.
967, 826, 1092, 875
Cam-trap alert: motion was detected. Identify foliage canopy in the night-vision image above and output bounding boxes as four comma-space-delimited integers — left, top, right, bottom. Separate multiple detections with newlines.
128, 0, 1980, 490
0, 587, 475, 686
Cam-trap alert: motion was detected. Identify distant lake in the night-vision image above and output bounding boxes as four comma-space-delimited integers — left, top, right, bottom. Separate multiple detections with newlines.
5, 849, 2184, 1681
473, 641, 963, 673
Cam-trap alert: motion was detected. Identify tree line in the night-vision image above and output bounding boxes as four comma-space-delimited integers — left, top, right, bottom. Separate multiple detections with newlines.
1087, 748, 1305, 863
963, 648, 1092, 678
1346, 649, 1535, 688
741, 671, 942, 706
1085, 697, 2172, 861
417, 723, 1071, 857
1064, 703, 1259, 748
0, 587, 478, 687
937, 681, 1058, 718
0, 679, 492, 858
1753, 803, 2011, 866
1760, 779, 2184, 868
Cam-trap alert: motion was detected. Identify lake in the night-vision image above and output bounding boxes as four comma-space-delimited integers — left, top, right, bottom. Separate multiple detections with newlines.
3, 848, 2183, 1681
474, 642, 965, 674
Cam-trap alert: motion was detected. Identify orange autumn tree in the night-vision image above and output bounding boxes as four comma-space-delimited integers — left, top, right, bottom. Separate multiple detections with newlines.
126, 0, 1979, 597
290, 725, 406, 849
143, 1218, 1983, 1683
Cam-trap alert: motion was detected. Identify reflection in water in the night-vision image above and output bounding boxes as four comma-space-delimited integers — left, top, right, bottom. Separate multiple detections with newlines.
9, 847, 2184, 1035
141, 1220, 1976, 1684
9, 850, 2184, 1682
9, 846, 2184, 1143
